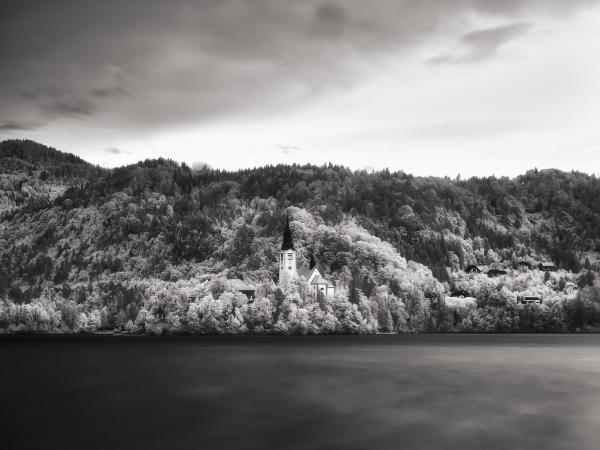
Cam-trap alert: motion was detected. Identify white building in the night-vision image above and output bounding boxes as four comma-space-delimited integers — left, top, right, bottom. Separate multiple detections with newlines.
279, 217, 335, 298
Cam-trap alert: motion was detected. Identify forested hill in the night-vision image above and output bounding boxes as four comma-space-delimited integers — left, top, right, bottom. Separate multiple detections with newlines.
1, 139, 599, 334
0, 139, 103, 178
2, 139, 600, 278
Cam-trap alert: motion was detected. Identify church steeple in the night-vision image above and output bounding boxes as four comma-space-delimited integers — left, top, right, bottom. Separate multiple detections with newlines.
281, 216, 294, 250
279, 216, 297, 285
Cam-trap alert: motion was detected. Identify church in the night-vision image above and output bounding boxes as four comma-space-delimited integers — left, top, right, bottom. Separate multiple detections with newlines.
279, 217, 335, 298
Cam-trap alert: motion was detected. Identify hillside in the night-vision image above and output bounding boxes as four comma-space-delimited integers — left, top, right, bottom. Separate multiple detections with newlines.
0, 139, 599, 334
0, 140, 105, 215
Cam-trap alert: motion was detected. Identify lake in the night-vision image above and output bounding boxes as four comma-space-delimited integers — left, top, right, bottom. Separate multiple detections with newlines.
2, 335, 600, 450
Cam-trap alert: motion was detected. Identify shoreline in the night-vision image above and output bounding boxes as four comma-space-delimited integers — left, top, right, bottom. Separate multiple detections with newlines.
2, 333, 600, 346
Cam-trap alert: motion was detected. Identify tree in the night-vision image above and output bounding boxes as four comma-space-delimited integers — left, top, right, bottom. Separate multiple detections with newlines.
348, 275, 360, 305
316, 290, 327, 311
273, 288, 285, 322
58, 300, 81, 332
578, 270, 595, 288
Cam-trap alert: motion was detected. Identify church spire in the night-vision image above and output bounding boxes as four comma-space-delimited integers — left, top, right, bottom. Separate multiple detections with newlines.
281, 216, 294, 250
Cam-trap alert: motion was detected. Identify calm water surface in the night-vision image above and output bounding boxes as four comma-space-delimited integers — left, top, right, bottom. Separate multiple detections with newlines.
2, 335, 600, 450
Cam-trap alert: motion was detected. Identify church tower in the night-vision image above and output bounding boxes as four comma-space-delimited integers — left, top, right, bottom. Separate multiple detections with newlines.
279, 216, 297, 283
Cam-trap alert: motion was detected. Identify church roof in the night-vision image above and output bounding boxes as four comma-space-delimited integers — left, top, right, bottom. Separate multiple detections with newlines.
297, 266, 315, 280
281, 216, 294, 250
311, 274, 334, 287
297, 265, 327, 281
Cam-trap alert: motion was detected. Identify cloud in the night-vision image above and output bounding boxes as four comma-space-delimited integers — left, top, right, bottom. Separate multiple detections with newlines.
11, 65, 127, 127
105, 147, 124, 155
91, 85, 127, 99
19, 86, 95, 119
91, 66, 128, 98
311, 3, 347, 38
12, 65, 127, 127
0, 121, 38, 131
429, 22, 532, 64
0, 0, 598, 141
42, 98, 95, 118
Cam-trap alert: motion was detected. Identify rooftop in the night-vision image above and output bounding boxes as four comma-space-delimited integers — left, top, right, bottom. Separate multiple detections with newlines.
311, 274, 334, 287
297, 266, 315, 280
224, 279, 255, 291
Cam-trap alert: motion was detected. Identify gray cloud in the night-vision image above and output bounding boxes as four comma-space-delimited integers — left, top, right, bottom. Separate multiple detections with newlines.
311, 3, 347, 38
429, 22, 532, 64
0, 121, 38, 131
105, 147, 124, 155
18, 85, 95, 123
13, 67, 127, 126
91, 66, 128, 98
91, 86, 127, 99
42, 98, 95, 118
0, 0, 598, 142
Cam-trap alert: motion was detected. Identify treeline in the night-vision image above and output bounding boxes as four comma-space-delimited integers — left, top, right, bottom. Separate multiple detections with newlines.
1, 139, 599, 334
57, 151, 600, 277
2, 273, 599, 334
0, 139, 105, 180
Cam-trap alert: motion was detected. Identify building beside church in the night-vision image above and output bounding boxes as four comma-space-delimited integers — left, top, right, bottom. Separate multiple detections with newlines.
188, 278, 255, 300
279, 217, 335, 298
223, 279, 255, 299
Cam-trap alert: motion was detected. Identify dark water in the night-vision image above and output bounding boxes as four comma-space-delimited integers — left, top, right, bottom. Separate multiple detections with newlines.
2, 335, 600, 450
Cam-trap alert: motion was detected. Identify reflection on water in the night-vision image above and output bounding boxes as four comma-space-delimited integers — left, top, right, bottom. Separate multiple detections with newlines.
2, 335, 600, 450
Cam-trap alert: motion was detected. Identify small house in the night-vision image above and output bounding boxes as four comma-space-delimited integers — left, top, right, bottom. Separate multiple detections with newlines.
538, 262, 556, 272
224, 279, 256, 299
518, 295, 542, 305
465, 265, 486, 274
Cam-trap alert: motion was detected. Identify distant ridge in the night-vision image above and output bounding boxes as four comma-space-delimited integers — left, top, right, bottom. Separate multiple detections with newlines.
0, 139, 105, 179
0, 139, 90, 167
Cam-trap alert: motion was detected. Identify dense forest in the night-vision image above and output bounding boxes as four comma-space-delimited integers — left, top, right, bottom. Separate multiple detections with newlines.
1, 139, 599, 334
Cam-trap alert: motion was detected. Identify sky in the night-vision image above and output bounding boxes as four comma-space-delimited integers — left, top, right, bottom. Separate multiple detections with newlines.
1, 0, 599, 177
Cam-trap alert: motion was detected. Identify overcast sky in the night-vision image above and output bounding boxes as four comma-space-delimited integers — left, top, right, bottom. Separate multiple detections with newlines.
1, 0, 599, 177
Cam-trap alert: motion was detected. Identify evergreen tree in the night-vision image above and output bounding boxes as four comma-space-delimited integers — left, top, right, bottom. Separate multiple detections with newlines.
273, 288, 285, 322
348, 275, 360, 305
